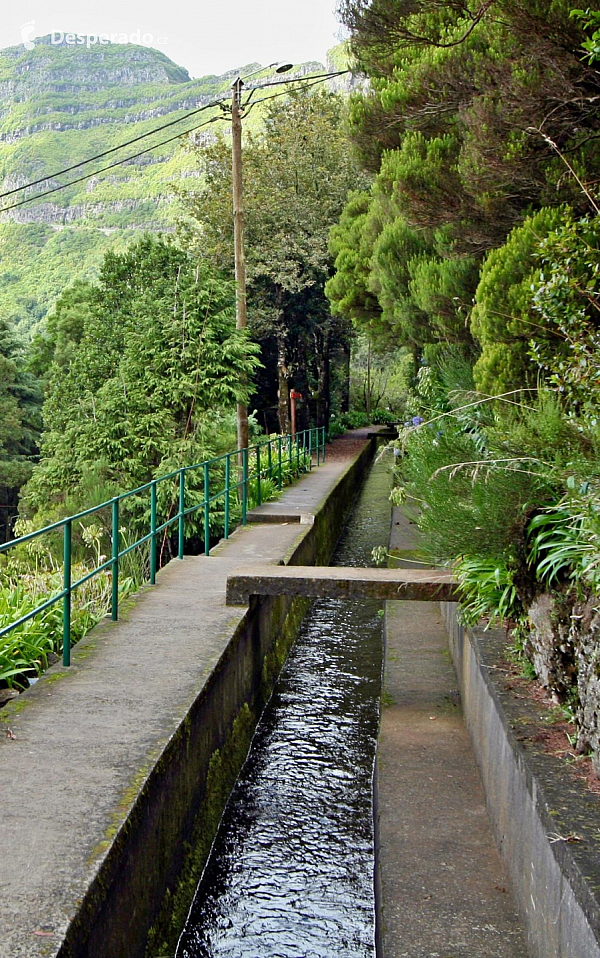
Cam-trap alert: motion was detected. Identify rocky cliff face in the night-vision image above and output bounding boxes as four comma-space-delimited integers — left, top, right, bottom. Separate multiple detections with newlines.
0, 39, 335, 334
0, 34, 191, 92
0, 37, 219, 200
527, 590, 600, 775
0, 38, 232, 332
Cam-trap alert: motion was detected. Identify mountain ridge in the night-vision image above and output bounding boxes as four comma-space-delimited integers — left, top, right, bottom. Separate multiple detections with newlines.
0, 38, 342, 335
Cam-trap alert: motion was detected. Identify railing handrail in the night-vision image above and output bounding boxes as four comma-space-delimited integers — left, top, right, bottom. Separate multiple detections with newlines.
0, 428, 326, 671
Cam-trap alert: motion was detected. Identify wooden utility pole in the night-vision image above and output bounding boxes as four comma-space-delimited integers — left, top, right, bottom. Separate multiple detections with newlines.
366, 339, 372, 420
232, 76, 248, 450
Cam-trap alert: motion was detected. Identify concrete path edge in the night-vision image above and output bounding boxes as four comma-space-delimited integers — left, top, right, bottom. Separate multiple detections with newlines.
442, 601, 600, 958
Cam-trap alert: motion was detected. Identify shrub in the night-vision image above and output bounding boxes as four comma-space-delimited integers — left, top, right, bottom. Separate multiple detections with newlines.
0, 562, 136, 688
371, 408, 396, 424
342, 409, 370, 428
530, 214, 600, 420
470, 206, 566, 394
455, 555, 521, 627
327, 419, 346, 439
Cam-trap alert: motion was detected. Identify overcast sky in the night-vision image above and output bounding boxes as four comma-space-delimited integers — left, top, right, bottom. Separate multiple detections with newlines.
1, 0, 344, 77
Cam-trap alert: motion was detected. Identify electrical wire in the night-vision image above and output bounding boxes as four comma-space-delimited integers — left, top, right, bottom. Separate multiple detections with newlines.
241, 75, 345, 115
0, 96, 232, 202
0, 115, 222, 213
244, 69, 349, 91
0, 71, 349, 214
0, 71, 348, 204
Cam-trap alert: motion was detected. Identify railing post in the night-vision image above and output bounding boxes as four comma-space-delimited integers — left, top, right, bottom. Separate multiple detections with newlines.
317, 426, 320, 466
322, 426, 326, 462
242, 447, 248, 524
277, 436, 283, 490
296, 432, 300, 472
308, 429, 313, 470
150, 481, 157, 585
111, 498, 119, 620
256, 444, 262, 506
62, 520, 72, 668
288, 433, 293, 475
204, 461, 210, 556
224, 454, 230, 539
267, 440, 272, 481
178, 469, 185, 560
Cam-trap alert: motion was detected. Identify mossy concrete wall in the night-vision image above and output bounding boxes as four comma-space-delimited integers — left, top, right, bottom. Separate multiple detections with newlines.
55, 438, 376, 958
441, 601, 600, 958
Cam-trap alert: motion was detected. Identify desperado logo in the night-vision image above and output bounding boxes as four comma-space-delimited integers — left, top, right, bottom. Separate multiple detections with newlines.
20, 21, 36, 50
50, 31, 168, 49
19, 23, 168, 52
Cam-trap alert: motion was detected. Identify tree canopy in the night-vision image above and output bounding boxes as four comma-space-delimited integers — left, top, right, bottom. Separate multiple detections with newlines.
328, 0, 600, 374
0, 319, 42, 541
23, 235, 259, 524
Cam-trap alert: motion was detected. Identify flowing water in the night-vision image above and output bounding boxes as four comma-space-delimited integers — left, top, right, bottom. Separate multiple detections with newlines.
176, 454, 392, 958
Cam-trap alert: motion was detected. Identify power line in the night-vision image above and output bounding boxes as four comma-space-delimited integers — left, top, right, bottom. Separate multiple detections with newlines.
245, 69, 349, 91
0, 115, 221, 213
0, 71, 349, 214
0, 97, 230, 203
241, 75, 346, 114
0, 71, 349, 204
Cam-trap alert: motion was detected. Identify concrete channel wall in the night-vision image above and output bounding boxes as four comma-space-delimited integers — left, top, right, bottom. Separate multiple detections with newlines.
10, 436, 376, 958
441, 602, 600, 958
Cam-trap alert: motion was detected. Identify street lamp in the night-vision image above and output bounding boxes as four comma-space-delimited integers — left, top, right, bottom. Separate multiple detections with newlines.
231, 62, 293, 451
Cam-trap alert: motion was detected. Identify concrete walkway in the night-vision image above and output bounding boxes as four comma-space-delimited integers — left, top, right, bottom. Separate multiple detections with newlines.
377, 508, 529, 957
0, 433, 370, 958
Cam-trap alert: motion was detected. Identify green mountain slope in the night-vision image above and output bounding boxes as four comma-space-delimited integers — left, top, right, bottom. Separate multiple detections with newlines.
0, 36, 325, 334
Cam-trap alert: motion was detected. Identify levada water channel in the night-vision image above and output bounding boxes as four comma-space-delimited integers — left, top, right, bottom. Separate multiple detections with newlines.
175, 452, 393, 958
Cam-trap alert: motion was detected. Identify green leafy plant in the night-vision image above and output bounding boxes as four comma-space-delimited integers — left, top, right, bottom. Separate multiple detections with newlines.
527, 485, 600, 593
455, 555, 521, 627
506, 626, 538, 680
341, 409, 370, 428
327, 418, 346, 439
247, 476, 279, 510
0, 585, 61, 684
571, 8, 600, 62
0, 564, 136, 688
527, 508, 587, 586
0, 522, 139, 688
371, 408, 396, 424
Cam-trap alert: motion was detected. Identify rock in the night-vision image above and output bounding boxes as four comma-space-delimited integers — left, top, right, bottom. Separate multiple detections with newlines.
569, 598, 600, 775
526, 592, 576, 701
525, 591, 600, 775
0, 689, 20, 708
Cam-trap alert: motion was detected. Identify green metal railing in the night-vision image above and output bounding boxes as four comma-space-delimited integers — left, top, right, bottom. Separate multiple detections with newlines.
0, 427, 326, 668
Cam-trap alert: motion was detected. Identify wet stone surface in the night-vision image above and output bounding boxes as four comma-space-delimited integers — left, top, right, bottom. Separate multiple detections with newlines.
175, 456, 393, 958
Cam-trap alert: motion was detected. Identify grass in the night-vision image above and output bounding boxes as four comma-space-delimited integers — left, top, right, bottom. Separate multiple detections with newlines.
0, 563, 137, 688
0, 520, 141, 688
